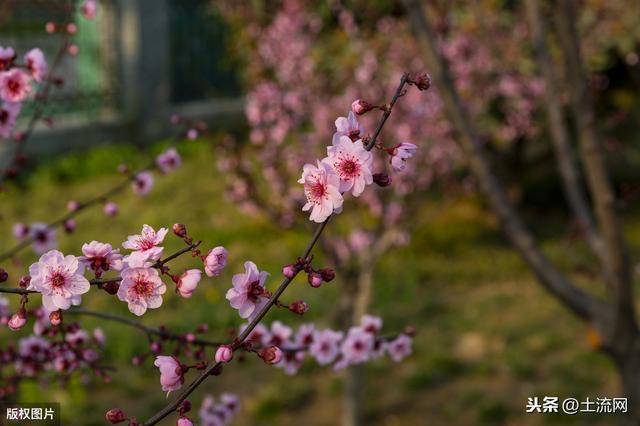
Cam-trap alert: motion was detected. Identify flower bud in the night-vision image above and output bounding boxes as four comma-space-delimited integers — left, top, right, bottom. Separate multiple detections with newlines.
18, 275, 31, 288
257, 346, 283, 365
49, 310, 62, 326
282, 264, 298, 279
66, 23, 77, 34
177, 417, 193, 426
67, 200, 79, 211
8, 311, 27, 331
307, 271, 323, 288
105, 408, 127, 424
172, 223, 187, 238
0, 268, 8, 283
373, 173, 392, 187
102, 281, 119, 295
412, 72, 432, 91
318, 268, 336, 282
215, 345, 233, 363
45, 22, 56, 34
104, 202, 119, 217
351, 99, 373, 115
288, 300, 309, 315
63, 219, 76, 234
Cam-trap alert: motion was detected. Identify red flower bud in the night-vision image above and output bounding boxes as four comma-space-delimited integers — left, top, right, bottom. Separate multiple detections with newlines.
102, 281, 119, 295
0, 268, 8, 283
282, 264, 298, 279
351, 99, 374, 115
318, 268, 335, 282
307, 271, 323, 288
288, 300, 310, 315
49, 310, 62, 326
18, 276, 30, 288
373, 173, 392, 187
172, 223, 187, 238
63, 219, 76, 234
257, 346, 283, 365
411, 72, 432, 91
105, 408, 127, 424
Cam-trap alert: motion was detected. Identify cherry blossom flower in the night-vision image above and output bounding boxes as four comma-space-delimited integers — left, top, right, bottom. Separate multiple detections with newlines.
176, 269, 202, 298
340, 327, 374, 365
264, 320, 292, 348
117, 266, 166, 316
28, 250, 90, 311
132, 171, 154, 196
154, 355, 184, 393
361, 314, 382, 334
310, 329, 343, 365
122, 224, 168, 262
0, 68, 32, 103
324, 135, 373, 197
333, 111, 363, 143
29, 222, 57, 254
65, 329, 89, 347
80, 0, 98, 20
225, 261, 270, 320
386, 334, 412, 362
204, 246, 228, 277
278, 350, 304, 375
24, 48, 47, 83
18, 336, 50, 358
240, 323, 269, 345
295, 323, 315, 347
104, 201, 118, 217
79, 241, 123, 276
388, 142, 417, 173
155, 148, 182, 174
298, 161, 343, 223
0, 101, 21, 138
199, 394, 239, 426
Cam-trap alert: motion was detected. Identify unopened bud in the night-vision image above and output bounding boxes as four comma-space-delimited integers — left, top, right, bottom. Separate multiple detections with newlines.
102, 281, 119, 295
373, 173, 392, 187
172, 223, 187, 238
351, 99, 374, 115
318, 268, 335, 283
257, 346, 283, 365
282, 264, 298, 279
8, 310, 27, 331
63, 219, 76, 234
18, 276, 30, 288
288, 300, 310, 315
307, 271, 323, 288
0, 268, 8, 283
177, 416, 194, 426
49, 310, 62, 326
215, 345, 233, 363
105, 408, 127, 424
411, 72, 432, 91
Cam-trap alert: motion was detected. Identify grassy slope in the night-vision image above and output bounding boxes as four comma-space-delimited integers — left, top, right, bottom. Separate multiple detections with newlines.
0, 138, 633, 425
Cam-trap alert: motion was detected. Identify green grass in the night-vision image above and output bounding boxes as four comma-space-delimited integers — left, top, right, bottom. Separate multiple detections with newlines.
0, 137, 634, 425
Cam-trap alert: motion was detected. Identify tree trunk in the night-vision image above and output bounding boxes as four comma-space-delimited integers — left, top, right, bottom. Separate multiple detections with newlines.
614, 340, 640, 425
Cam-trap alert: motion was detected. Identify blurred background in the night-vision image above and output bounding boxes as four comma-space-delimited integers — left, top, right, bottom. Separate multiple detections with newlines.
1, 0, 640, 425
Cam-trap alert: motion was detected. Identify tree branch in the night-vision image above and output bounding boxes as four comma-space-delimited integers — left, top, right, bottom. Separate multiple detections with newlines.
141, 74, 411, 426
402, 0, 605, 321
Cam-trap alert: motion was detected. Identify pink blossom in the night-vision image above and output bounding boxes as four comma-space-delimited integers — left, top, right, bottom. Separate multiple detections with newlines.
104, 201, 118, 217
132, 171, 154, 196
0, 68, 32, 103
0, 46, 15, 63
28, 250, 90, 311
79, 241, 123, 276
324, 136, 373, 197
67, 44, 79, 56
298, 161, 343, 223
333, 111, 363, 143
389, 142, 417, 173
154, 355, 184, 393
215, 345, 233, 363
264, 320, 293, 347
80, 0, 98, 20
19, 335, 50, 357
155, 148, 182, 174
310, 329, 343, 365
29, 222, 57, 254
351, 99, 373, 115
186, 128, 198, 140
93, 328, 106, 345
12, 222, 28, 239
278, 350, 304, 375
8, 311, 27, 331
225, 261, 269, 320
24, 48, 47, 83
204, 246, 228, 277
257, 346, 283, 365
340, 327, 374, 364
240, 323, 269, 345
295, 323, 315, 346
0, 102, 21, 138
122, 224, 168, 262
117, 266, 166, 316
386, 334, 412, 362
176, 269, 202, 298
361, 314, 382, 334
177, 417, 193, 426
65, 329, 89, 346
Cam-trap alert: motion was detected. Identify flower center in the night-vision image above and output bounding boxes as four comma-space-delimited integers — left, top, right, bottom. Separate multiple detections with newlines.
35, 230, 48, 243
50, 273, 65, 288
309, 180, 326, 201
336, 156, 360, 179
7, 78, 20, 94
353, 341, 364, 351
132, 277, 153, 296
247, 280, 264, 302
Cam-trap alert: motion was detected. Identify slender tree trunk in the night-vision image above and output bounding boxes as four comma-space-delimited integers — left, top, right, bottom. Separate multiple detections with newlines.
613, 338, 640, 425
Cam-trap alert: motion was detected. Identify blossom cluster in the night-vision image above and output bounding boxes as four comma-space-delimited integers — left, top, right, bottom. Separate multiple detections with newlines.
0, 312, 107, 398
299, 111, 416, 223
3, 223, 228, 327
